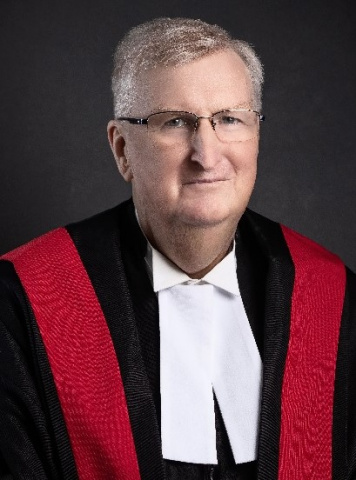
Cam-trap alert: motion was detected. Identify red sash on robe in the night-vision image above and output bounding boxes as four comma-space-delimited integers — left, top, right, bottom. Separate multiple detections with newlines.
3, 224, 346, 479
280, 226, 345, 480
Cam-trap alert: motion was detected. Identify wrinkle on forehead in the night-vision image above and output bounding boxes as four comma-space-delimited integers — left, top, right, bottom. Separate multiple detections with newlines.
130, 50, 253, 117
149, 103, 253, 115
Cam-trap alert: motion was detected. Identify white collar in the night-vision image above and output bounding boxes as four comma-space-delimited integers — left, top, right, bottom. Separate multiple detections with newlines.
146, 242, 240, 296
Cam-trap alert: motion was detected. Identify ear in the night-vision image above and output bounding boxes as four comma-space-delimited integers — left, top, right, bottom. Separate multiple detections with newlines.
107, 120, 133, 182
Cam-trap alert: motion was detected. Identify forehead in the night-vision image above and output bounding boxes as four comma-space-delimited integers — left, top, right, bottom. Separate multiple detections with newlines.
132, 49, 253, 115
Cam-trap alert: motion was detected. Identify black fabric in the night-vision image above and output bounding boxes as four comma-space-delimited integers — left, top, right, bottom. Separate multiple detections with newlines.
118, 203, 162, 423
0, 199, 355, 479
345, 268, 356, 480
332, 267, 353, 480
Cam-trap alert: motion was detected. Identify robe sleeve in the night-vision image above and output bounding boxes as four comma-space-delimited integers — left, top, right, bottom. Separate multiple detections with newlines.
0, 261, 66, 480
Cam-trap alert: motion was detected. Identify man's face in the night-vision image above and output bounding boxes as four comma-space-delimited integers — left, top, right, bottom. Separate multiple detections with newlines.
110, 49, 260, 244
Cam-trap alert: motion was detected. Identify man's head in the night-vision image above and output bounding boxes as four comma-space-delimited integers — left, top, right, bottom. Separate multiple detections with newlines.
108, 18, 264, 254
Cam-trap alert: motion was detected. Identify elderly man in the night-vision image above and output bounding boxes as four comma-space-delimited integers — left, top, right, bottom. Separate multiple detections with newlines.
0, 17, 355, 480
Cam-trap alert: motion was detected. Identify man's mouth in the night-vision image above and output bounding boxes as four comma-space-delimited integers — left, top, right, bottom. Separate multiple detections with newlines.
184, 178, 228, 185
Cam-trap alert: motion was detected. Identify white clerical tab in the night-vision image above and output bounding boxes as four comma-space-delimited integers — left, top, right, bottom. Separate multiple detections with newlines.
159, 284, 217, 464
212, 287, 262, 463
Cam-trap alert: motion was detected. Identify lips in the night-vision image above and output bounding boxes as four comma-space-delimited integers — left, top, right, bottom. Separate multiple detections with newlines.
184, 178, 228, 185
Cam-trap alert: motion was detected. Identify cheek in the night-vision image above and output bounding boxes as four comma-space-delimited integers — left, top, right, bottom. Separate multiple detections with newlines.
134, 141, 186, 177
125, 138, 154, 178
227, 142, 258, 174
128, 144, 180, 199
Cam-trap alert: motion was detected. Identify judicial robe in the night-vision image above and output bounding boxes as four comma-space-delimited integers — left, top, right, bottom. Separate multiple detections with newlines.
1, 199, 356, 480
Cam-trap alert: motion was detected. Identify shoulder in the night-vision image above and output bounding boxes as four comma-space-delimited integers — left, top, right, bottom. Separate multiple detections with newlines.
0, 258, 35, 354
0, 200, 134, 323
243, 208, 346, 270
1, 199, 133, 266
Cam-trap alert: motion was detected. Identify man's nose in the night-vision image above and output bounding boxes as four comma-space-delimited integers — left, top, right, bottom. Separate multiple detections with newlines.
190, 118, 221, 168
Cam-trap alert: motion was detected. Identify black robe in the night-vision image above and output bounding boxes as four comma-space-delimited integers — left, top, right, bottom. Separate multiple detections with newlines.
0, 199, 356, 480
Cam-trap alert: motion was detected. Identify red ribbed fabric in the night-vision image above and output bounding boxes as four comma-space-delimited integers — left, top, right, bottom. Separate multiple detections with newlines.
4, 228, 141, 480
279, 226, 346, 480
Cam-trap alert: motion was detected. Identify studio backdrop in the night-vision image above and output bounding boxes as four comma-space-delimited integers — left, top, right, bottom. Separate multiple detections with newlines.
0, 0, 355, 270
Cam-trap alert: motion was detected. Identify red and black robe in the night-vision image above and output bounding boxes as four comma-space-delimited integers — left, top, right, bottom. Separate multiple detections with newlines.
0, 199, 355, 479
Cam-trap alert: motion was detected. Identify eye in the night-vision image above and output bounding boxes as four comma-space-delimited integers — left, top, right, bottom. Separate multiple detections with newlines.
162, 115, 193, 129
219, 114, 242, 125
164, 117, 188, 128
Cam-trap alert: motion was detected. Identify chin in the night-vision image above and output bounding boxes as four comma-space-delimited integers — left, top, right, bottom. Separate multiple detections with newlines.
176, 204, 238, 229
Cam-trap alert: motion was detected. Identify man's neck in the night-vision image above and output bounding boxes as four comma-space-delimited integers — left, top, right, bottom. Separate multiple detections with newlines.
142, 219, 237, 279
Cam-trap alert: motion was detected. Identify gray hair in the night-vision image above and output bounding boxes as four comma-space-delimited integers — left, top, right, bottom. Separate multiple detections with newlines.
111, 17, 264, 116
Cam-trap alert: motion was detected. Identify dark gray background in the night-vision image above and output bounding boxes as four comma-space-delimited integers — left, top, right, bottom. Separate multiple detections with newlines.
1, 0, 355, 270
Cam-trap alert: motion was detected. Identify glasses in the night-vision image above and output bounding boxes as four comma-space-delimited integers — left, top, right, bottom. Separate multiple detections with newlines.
116, 108, 265, 144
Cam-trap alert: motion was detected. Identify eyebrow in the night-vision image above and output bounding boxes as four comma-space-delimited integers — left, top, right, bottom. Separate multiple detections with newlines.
229, 103, 251, 109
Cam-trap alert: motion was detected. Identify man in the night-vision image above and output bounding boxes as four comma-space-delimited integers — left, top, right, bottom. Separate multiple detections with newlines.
0, 17, 355, 480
